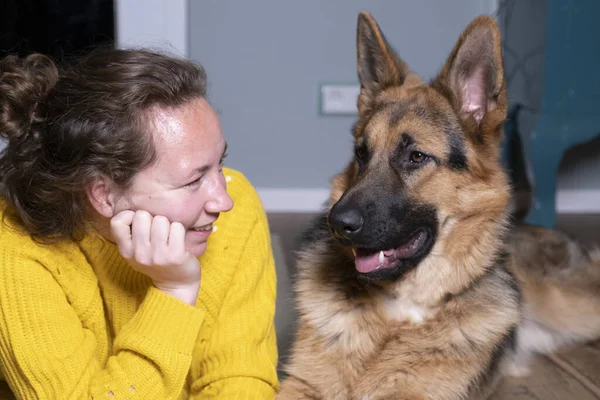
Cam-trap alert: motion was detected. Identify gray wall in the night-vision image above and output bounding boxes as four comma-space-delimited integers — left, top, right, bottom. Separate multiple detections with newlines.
189, 0, 495, 189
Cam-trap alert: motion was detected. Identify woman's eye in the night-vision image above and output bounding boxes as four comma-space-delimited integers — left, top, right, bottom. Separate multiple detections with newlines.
185, 176, 202, 187
409, 151, 427, 163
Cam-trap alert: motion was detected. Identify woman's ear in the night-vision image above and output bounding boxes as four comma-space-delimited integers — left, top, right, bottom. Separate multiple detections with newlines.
85, 176, 119, 218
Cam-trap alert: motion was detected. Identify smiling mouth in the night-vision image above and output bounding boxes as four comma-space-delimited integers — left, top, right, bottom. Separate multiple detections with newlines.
191, 223, 213, 232
351, 230, 429, 274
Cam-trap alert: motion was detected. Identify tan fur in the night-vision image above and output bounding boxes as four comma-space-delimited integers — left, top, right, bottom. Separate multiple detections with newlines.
278, 12, 600, 400
504, 224, 600, 376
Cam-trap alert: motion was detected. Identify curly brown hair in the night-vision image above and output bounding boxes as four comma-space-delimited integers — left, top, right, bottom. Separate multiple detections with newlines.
0, 49, 208, 242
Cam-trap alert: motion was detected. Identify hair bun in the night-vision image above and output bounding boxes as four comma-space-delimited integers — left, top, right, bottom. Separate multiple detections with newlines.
0, 54, 59, 145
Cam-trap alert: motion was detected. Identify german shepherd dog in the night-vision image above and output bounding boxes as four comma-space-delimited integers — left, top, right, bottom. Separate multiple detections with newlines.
277, 12, 600, 400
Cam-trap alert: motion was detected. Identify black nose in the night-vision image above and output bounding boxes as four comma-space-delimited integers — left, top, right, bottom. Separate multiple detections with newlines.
329, 206, 364, 239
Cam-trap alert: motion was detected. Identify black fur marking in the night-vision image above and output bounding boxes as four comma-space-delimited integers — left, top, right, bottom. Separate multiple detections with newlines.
354, 138, 370, 174
420, 102, 469, 172
393, 133, 414, 163
344, 285, 362, 299
399, 132, 414, 149
419, 102, 446, 126
493, 223, 523, 304
386, 101, 442, 129
388, 102, 411, 127
473, 326, 517, 393
503, 262, 522, 304
298, 212, 331, 251
448, 131, 468, 171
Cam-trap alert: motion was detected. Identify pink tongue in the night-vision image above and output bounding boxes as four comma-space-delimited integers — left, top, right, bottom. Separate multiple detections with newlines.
355, 251, 381, 273
353, 232, 426, 274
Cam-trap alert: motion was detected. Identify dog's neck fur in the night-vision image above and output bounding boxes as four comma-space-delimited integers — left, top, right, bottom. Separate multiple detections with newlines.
381, 210, 511, 311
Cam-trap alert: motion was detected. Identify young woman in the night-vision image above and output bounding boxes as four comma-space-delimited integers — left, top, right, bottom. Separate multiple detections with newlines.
0, 49, 278, 399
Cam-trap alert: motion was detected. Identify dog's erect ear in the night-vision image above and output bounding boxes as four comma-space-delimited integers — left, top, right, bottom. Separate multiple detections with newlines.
356, 12, 419, 113
433, 15, 506, 141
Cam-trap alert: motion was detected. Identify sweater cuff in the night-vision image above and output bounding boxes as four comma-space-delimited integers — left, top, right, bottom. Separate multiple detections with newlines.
119, 286, 205, 356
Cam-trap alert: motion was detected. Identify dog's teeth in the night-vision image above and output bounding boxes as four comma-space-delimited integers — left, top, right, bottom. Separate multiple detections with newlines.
352, 248, 357, 258
379, 250, 384, 264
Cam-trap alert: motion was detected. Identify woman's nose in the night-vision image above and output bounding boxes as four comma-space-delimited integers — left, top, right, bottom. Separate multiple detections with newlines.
205, 172, 234, 213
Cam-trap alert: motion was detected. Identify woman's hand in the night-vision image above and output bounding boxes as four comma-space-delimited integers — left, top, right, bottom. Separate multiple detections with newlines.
110, 210, 201, 305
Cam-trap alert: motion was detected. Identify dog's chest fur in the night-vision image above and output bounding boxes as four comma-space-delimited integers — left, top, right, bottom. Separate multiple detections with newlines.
291, 250, 520, 399
299, 275, 442, 370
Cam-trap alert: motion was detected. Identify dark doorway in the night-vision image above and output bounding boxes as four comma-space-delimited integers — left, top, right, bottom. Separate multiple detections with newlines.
0, 0, 115, 63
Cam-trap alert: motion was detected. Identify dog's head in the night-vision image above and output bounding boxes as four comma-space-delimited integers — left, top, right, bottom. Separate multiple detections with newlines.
328, 12, 510, 283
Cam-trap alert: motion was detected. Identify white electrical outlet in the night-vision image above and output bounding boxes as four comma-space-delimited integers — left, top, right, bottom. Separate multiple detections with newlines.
320, 84, 360, 115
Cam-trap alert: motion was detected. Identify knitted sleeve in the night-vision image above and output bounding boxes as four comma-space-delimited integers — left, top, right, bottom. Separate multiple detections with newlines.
0, 254, 204, 399
188, 185, 279, 399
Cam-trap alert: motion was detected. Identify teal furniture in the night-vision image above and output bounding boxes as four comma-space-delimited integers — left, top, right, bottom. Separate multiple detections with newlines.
512, 0, 600, 228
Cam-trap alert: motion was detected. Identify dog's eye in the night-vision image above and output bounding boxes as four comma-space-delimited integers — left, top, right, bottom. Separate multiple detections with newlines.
409, 151, 427, 163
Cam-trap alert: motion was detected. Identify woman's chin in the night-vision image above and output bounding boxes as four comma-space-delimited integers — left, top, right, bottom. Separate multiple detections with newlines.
184, 237, 208, 258
185, 229, 212, 257
188, 242, 208, 258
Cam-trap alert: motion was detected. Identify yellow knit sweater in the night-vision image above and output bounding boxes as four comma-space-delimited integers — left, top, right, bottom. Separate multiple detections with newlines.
0, 168, 279, 399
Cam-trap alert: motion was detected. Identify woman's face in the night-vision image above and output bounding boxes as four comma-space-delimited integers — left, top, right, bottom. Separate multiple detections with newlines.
113, 97, 234, 257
